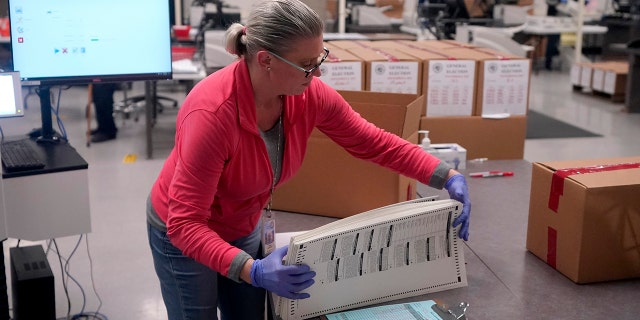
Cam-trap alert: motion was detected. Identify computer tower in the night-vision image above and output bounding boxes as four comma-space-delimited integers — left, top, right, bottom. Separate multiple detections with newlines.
10, 245, 55, 320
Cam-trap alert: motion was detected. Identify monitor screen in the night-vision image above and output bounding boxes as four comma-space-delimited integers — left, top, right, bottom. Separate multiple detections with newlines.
0, 71, 24, 118
8, 0, 173, 85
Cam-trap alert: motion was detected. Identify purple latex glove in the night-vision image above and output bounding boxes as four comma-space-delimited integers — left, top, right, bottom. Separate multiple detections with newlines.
445, 174, 471, 241
250, 245, 316, 299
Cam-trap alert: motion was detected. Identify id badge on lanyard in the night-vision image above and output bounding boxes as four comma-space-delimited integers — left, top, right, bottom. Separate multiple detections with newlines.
261, 207, 276, 256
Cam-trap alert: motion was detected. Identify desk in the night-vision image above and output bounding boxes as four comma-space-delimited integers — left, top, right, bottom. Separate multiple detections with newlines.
1, 138, 91, 241
273, 159, 640, 319
0, 138, 90, 317
523, 17, 608, 35
522, 18, 607, 72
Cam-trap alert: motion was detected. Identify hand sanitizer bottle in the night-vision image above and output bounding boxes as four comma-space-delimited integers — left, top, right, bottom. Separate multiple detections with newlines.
418, 130, 431, 151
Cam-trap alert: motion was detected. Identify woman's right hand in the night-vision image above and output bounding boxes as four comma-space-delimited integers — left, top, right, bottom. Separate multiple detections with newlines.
250, 245, 316, 299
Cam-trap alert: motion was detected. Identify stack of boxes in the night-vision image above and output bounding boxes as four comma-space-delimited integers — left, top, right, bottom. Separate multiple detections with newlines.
571, 61, 628, 102
273, 39, 531, 217
325, 39, 530, 160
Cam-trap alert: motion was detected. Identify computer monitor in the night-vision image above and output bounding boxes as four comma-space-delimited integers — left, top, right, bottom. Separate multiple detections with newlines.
0, 71, 24, 118
8, 0, 172, 142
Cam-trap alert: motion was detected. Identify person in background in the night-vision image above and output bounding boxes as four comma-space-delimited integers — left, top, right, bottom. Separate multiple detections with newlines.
146, 0, 472, 319
90, 83, 118, 143
545, 0, 561, 70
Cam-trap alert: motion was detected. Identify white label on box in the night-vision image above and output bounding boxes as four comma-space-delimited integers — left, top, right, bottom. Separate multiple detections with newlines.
369, 61, 419, 94
481, 60, 530, 116
426, 60, 475, 116
592, 69, 605, 91
319, 62, 363, 91
580, 66, 592, 87
570, 64, 581, 85
603, 71, 617, 94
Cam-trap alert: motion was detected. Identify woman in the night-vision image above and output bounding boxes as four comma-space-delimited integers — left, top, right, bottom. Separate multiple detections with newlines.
147, 0, 471, 319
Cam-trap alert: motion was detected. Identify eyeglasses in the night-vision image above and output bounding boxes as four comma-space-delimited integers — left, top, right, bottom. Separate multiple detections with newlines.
268, 47, 330, 78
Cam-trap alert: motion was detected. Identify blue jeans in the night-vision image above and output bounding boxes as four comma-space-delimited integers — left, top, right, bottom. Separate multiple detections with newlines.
147, 223, 265, 320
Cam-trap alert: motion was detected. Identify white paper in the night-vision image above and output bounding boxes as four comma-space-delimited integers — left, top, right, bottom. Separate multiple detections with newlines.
324, 300, 444, 320
603, 71, 619, 95
319, 62, 363, 91
570, 64, 581, 86
580, 66, 592, 88
481, 59, 530, 116
369, 61, 419, 94
426, 60, 476, 116
591, 69, 605, 91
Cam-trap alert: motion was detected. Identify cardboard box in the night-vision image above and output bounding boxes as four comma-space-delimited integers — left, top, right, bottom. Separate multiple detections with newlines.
410, 40, 471, 51
348, 46, 422, 94
376, 0, 404, 18
327, 40, 372, 50
318, 48, 365, 91
603, 63, 628, 95
573, 61, 627, 95
420, 116, 526, 160
272, 91, 425, 218
447, 48, 530, 117
526, 157, 640, 283
589, 61, 619, 92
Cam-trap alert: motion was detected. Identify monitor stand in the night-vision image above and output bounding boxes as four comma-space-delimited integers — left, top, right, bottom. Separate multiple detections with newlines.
35, 85, 62, 144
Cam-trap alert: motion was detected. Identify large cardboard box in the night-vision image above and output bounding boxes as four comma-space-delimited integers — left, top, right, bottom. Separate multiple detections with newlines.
318, 48, 365, 91
272, 91, 424, 218
348, 46, 422, 94
420, 116, 526, 160
526, 157, 640, 283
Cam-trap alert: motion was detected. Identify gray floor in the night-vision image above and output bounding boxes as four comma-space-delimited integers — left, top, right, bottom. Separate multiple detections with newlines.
1, 69, 639, 319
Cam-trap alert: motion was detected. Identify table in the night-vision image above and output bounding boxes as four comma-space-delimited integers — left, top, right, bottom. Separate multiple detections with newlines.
0, 138, 90, 316
144, 61, 207, 159
272, 159, 640, 320
522, 17, 608, 72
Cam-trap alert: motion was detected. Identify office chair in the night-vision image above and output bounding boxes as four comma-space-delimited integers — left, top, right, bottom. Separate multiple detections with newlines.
112, 82, 178, 123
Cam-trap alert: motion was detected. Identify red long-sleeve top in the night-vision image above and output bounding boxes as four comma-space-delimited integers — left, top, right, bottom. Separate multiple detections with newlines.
150, 59, 447, 279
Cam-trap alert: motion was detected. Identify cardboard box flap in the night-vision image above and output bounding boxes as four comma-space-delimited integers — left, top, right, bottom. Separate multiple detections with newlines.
348, 102, 411, 137
325, 48, 362, 62
347, 47, 418, 62
328, 91, 425, 139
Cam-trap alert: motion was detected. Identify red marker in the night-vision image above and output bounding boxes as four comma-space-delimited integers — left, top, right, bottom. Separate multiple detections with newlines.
469, 171, 514, 178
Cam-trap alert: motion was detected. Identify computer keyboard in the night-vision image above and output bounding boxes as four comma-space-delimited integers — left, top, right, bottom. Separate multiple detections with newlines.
1, 140, 46, 172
